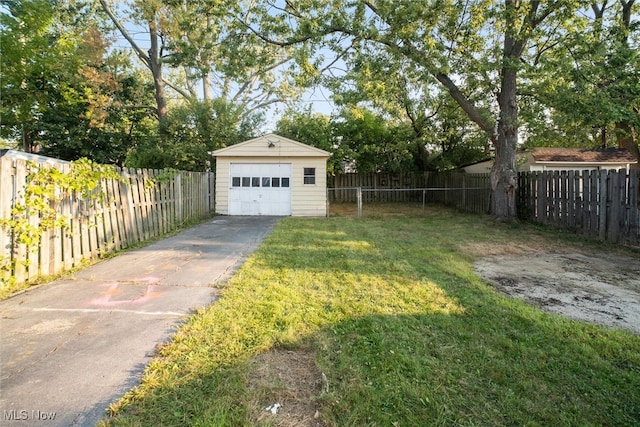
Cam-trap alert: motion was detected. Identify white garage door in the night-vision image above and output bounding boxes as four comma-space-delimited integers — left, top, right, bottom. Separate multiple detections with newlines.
228, 163, 292, 216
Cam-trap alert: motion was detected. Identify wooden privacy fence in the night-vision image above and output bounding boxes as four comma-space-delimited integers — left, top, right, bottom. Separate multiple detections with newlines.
0, 157, 214, 286
518, 169, 639, 245
328, 172, 491, 214
329, 170, 639, 246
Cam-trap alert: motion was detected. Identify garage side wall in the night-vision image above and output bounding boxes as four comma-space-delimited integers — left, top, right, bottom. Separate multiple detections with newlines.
215, 157, 231, 215
215, 156, 328, 216
291, 158, 327, 217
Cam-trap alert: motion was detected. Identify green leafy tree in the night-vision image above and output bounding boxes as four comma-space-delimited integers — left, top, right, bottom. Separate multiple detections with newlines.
38, 67, 158, 165
327, 49, 491, 172
1, 0, 75, 152
275, 108, 344, 173
99, 0, 170, 120
523, 0, 639, 159
98, 0, 309, 166
162, 0, 308, 110
333, 106, 417, 173
1, 0, 155, 163
246, 0, 585, 218
276, 103, 489, 174
126, 99, 261, 171
99, 0, 313, 118
419, 97, 493, 171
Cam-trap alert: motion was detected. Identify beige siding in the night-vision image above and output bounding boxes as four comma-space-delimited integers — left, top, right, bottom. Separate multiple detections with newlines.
215, 158, 231, 214
218, 142, 319, 157
528, 163, 632, 172
215, 156, 328, 216
213, 134, 330, 158
291, 158, 328, 217
213, 134, 330, 217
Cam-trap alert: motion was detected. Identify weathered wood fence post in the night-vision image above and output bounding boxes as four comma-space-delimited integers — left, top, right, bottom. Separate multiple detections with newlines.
598, 171, 608, 241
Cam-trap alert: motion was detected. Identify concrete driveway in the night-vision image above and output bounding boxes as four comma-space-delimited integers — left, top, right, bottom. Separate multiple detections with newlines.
0, 216, 281, 426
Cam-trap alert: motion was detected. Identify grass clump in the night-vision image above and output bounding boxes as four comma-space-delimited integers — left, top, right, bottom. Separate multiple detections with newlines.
101, 207, 640, 426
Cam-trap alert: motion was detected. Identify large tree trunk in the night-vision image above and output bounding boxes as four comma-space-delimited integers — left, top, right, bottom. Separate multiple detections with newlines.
98, 1, 167, 121
22, 126, 35, 153
148, 20, 167, 120
203, 71, 213, 101
202, 16, 213, 101
491, 65, 519, 219
490, 3, 524, 220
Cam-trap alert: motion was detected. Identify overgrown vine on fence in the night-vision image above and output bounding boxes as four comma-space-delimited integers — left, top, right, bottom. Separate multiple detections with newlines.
0, 158, 124, 290
152, 168, 179, 185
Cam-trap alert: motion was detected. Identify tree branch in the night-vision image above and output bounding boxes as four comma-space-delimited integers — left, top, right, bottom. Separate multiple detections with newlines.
434, 73, 496, 142
163, 78, 195, 101
232, 57, 292, 102
319, 38, 354, 74
360, 1, 497, 141
242, 21, 313, 47
591, 1, 610, 18
245, 98, 285, 116
620, 0, 635, 28
98, 0, 151, 68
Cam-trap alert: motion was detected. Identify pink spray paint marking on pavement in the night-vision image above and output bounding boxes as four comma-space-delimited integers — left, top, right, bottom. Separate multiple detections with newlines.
90, 277, 163, 307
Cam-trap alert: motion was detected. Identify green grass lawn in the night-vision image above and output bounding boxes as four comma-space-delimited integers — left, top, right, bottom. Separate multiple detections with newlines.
101, 206, 640, 426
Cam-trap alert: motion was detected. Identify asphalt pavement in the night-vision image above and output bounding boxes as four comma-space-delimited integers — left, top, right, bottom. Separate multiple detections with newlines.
0, 216, 281, 426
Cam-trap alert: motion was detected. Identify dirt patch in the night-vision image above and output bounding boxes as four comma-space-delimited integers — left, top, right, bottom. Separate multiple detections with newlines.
474, 251, 640, 334
247, 349, 326, 426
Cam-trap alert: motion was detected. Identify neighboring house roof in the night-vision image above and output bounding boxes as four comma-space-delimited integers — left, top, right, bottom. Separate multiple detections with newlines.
460, 158, 494, 174
460, 157, 493, 168
212, 133, 331, 157
460, 147, 638, 173
531, 147, 637, 164
0, 149, 70, 165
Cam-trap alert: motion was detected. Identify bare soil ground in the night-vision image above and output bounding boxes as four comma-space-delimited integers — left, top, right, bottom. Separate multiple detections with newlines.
471, 243, 640, 335
247, 349, 326, 427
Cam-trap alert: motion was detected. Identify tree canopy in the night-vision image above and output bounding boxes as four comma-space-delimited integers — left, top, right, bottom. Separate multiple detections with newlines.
523, 0, 639, 157
245, 0, 638, 218
1, 0, 157, 164
1, 0, 638, 210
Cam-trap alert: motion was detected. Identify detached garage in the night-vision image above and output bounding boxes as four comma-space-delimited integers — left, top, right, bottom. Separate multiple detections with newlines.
212, 134, 331, 216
